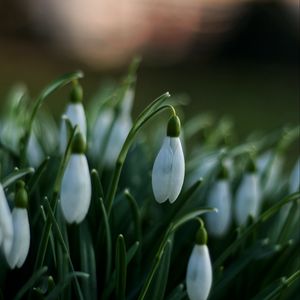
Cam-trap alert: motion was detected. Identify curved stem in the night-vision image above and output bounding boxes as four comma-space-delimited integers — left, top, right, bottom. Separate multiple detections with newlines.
106, 104, 174, 216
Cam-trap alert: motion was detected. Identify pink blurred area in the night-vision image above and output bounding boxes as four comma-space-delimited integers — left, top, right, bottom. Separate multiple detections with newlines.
18, 0, 296, 69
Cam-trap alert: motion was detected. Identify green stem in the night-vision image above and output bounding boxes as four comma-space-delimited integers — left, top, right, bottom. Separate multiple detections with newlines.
106, 99, 172, 216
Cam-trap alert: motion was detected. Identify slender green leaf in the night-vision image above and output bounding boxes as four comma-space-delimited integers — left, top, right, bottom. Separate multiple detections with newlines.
115, 234, 127, 300
214, 192, 300, 270
45, 272, 89, 300
42, 197, 85, 300
147, 239, 173, 300
79, 223, 97, 300
96, 197, 112, 283
27, 156, 50, 195
14, 266, 48, 300
2, 167, 34, 188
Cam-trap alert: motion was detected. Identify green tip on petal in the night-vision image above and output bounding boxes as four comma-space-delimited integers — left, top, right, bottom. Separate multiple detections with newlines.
72, 131, 86, 154
70, 81, 83, 103
195, 218, 208, 245
167, 115, 181, 137
15, 180, 28, 208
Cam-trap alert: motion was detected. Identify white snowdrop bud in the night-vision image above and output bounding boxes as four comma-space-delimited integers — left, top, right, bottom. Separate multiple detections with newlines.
235, 159, 261, 226
152, 115, 185, 203
60, 83, 87, 154
26, 132, 44, 167
206, 165, 232, 237
90, 88, 134, 167
7, 181, 30, 269
289, 158, 300, 193
186, 221, 212, 300
60, 132, 91, 224
0, 184, 13, 258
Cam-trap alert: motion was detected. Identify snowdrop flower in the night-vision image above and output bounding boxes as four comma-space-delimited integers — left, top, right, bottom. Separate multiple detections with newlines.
289, 158, 300, 193
60, 83, 87, 154
0, 184, 13, 258
235, 159, 261, 226
60, 132, 91, 224
26, 132, 44, 167
152, 114, 185, 203
186, 220, 212, 300
206, 164, 232, 237
7, 181, 30, 269
90, 88, 134, 167
257, 151, 283, 197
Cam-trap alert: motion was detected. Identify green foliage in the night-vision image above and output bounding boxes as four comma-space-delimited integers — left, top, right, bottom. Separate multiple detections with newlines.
0, 62, 299, 300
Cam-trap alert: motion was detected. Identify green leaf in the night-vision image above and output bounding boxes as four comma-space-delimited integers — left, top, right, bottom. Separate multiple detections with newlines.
146, 239, 173, 300
214, 192, 300, 270
42, 197, 85, 300
14, 266, 48, 300
45, 272, 89, 300
2, 167, 34, 188
96, 197, 112, 283
27, 156, 50, 195
79, 223, 97, 300
165, 284, 186, 300
102, 241, 140, 300
124, 189, 142, 245
115, 234, 127, 300
250, 270, 300, 300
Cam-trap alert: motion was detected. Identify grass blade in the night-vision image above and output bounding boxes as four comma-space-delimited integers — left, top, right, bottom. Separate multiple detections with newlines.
115, 234, 127, 300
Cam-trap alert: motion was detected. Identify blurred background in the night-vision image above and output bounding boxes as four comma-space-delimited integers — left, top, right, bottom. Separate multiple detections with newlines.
0, 0, 299, 136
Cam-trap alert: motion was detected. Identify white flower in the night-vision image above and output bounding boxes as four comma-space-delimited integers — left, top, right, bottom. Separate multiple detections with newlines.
90, 88, 133, 167
257, 151, 283, 196
60, 133, 91, 224
7, 208, 30, 269
289, 158, 300, 193
152, 136, 185, 203
186, 244, 212, 300
60, 103, 87, 154
0, 184, 13, 258
26, 132, 44, 167
235, 172, 260, 226
206, 179, 232, 237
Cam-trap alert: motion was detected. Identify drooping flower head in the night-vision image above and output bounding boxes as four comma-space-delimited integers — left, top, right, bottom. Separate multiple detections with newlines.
90, 87, 134, 167
0, 183, 13, 258
152, 114, 185, 203
7, 180, 30, 269
186, 219, 212, 300
235, 157, 261, 226
60, 131, 92, 224
60, 82, 87, 154
206, 162, 232, 237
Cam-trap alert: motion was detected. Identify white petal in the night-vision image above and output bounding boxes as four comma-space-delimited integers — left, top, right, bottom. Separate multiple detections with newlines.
168, 138, 185, 203
186, 245, 212, 300
26, 133, 44, 167
0, 184, 13, 256
90, 110, 113, 159
60, 154, 91, 223
152, 137, 173, 203
7, 208, 30, 269
60, 103, 87, 153
105, 115, 131, 167
289, 158, 300, 193
206, 180, 232, 237
235, 173, 260, 226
